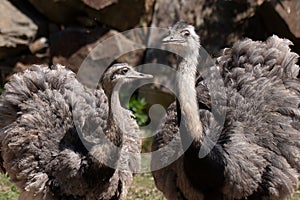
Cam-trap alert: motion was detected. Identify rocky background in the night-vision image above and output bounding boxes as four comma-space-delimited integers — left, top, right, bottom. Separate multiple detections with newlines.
0, 0, 299, 109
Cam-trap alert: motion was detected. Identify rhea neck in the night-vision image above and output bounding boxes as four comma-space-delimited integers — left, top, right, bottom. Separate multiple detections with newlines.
107, 83, 123, 114
103, 82, 125, 146
177, 43, 203, 144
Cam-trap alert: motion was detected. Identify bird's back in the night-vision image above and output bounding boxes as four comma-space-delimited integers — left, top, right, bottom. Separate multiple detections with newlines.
214, 35, 300, 199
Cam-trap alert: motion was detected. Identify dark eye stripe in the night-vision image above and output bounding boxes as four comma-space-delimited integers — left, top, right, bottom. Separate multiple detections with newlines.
120, 67, 129, 75
110, 67, 129, 80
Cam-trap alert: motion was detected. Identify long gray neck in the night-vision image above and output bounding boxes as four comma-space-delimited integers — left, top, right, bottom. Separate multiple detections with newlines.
110, 84, 122, 116
106, 84, 125, 146
177, 51, 203, 143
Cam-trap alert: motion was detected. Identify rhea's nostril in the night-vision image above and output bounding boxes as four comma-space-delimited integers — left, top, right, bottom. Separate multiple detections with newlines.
139, 73, 144, 76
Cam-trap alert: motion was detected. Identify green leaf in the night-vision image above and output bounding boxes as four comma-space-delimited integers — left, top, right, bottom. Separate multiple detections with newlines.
126, 96, 149, 126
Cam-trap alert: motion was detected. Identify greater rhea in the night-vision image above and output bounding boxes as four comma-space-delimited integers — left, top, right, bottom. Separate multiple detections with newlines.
0, 63, 152, 200
151, 21, 300, 200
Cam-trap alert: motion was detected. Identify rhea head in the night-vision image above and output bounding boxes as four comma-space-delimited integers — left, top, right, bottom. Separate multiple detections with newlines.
101, 63, 152, 96
162, 21, 200, 60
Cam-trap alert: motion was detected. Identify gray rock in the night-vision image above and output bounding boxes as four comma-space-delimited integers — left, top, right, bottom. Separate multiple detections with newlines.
28, 0, 153, 31
245, 1, 300, 55
275, 0, 300, 38
50, 27, 146, 87
28, 0, 83, 25
0, 0, 38, 59
87, 0, 152, 31
50, 26, 108, 74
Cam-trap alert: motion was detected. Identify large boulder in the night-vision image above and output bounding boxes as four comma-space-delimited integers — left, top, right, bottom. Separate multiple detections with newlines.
50, 27, 146, 87
276, 0, 300, 38
0, 0, 38, 59
274, 0, 300, 53
275, 0, 300, 38
50, 26, 108, 73
244, 1, 300, 55
28, 0, 154, 31
27, 0, 84, 25
89, 0, 153, 30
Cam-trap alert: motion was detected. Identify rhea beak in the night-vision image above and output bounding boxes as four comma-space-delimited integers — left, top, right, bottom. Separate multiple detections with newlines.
162, 35, 184, 44
126, 70, 153, 80
162, 35, 173, 44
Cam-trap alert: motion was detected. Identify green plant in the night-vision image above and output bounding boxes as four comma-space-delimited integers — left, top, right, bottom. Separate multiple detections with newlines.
125, 95, 149, 126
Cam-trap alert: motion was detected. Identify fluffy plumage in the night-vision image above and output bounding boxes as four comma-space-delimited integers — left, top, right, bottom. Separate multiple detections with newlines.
0, 64, 150, 200
152, 21, 300, 200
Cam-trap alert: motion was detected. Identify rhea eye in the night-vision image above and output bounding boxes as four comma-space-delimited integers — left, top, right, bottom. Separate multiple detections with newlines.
181, 30, 190, 37
120, 67, 129, 75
